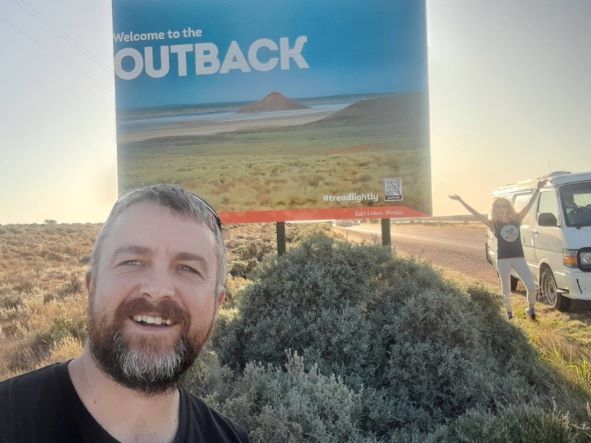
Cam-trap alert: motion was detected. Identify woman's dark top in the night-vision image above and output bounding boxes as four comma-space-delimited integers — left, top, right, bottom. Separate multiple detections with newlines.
494, 220, 524, 259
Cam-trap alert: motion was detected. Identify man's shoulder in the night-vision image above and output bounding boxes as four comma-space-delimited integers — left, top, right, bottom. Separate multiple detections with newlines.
0, 362, 65, 400
0, 363, 71, 441
180, 387, 250, 442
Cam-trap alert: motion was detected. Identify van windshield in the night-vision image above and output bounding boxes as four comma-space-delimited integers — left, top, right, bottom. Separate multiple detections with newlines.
560, 181, 591, 227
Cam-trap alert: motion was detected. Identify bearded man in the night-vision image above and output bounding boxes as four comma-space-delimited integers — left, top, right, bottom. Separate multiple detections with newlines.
0, 185, 250, 442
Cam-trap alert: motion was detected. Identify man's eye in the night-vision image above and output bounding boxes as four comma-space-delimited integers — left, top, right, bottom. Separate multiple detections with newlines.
121, 260, 142, 267
178, 264, 199, 274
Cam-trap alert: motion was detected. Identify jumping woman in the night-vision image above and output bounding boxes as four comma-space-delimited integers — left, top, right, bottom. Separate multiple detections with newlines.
449, 179, 547, 320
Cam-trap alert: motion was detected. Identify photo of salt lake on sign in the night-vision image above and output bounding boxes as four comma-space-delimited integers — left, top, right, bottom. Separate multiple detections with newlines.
112, 0, 430, 221
116, 91, 430, 214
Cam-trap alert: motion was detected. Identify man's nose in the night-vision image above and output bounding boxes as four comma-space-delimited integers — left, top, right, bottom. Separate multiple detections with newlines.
141, 265, 175, 300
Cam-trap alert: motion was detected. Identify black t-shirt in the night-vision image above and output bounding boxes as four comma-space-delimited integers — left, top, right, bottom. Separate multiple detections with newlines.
0, 363, 250, 443
494, 220, 524, 259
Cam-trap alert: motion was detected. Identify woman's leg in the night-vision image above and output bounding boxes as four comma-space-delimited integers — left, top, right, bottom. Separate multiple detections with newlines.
496, 258, 513, 312
512, 257, 537, 309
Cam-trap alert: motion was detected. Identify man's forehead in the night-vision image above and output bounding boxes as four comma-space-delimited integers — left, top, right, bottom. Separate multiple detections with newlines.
103, 202, 215, 254
112, 201, 201, 227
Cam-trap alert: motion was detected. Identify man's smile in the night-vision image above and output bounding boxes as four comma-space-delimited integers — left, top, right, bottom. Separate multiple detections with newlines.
131, 314, 176, 327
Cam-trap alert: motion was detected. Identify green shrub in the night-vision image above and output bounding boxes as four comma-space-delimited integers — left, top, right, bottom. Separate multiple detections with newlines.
466, 285, 542, 382
211, 235, 580, 437
195, 234, 591, 441
186, 351, 375, 443
449, 405, 591, 443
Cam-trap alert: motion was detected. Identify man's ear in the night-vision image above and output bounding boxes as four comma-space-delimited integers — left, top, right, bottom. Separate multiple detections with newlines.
215, 292, 226, 315
85, 271, 95, 301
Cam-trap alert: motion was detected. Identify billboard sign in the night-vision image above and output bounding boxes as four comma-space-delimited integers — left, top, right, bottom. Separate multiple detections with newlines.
112, 0, 431, 223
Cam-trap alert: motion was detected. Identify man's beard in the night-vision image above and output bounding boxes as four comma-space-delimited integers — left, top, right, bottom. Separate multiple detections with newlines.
87, 297, 214, 395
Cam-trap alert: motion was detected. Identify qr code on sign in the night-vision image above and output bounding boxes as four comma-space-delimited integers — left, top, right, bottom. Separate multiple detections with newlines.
384, 178, 403, 201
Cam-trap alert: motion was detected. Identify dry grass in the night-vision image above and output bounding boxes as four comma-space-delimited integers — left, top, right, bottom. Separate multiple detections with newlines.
0, 221, 329, 381
0, 224, 98, 378
406, 261, 591, 422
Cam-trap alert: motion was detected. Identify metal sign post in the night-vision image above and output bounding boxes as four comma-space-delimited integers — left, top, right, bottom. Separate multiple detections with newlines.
276, 222, 286, 255
381, 218, 391, 247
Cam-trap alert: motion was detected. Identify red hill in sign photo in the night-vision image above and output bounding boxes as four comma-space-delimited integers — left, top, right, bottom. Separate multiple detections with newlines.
238, 92, 309, 113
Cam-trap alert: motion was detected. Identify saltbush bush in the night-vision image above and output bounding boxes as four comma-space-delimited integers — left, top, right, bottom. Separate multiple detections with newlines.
198, 234, 589, 441
447, 405, 590, 443
186, 351, 373, 442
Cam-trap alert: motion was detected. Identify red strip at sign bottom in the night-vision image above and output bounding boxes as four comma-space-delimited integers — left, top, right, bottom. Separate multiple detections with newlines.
220, 206, 428, 224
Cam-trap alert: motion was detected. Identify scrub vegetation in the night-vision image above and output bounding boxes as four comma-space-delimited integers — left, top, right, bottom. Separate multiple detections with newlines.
0, 223, 589, 441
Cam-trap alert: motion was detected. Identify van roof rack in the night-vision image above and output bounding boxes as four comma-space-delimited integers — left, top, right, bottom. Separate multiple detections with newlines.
494, 180, 537, 195
543, 171, 571, 178
493, 171, 573, 196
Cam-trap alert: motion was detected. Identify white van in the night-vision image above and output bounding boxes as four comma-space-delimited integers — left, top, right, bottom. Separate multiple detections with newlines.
485, 171, 591, 311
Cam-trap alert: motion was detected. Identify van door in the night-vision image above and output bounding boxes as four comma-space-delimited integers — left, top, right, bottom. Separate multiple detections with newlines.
533, 190, 563, 275
513, 191, 536, 269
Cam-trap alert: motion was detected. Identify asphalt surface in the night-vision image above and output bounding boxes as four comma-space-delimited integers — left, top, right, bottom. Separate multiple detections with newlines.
334, 222, 591, 312
350, 223, 486, 255
334, 223, 499, 286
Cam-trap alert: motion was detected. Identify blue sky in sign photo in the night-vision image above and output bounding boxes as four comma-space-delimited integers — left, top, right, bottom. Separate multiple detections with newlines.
112, 0, 427, 108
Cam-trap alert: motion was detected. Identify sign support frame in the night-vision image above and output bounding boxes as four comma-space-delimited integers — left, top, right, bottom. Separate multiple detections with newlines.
381, 218, 391, 247
276, 222, 286, 256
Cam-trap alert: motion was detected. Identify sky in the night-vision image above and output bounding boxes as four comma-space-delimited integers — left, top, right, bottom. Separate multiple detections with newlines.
0, 0, 590, 224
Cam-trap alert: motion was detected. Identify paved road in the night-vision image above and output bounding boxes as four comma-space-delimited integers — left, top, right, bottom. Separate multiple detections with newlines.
350, 223, 486, 256
334, 223, 500, 286
334, 222, 591, 312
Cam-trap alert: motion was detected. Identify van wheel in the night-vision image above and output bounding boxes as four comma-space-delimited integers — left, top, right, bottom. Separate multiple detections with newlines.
540, 267, 571, 311
510, 276, 518, 291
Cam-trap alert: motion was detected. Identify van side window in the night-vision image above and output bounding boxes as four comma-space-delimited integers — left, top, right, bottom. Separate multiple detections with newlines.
560, 181, 591, 227
513, 192, 534, 223
538, 191, 559, 223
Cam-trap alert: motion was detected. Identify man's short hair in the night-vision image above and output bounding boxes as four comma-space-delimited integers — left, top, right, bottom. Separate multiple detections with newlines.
89, 185, 226, 297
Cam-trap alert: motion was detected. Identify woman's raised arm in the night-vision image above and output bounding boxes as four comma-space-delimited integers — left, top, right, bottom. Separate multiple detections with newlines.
517, 179, 548, 221
449, 194, 493, 229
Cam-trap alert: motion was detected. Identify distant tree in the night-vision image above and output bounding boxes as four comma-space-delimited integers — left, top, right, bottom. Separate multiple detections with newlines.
44, 219, 57, 224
